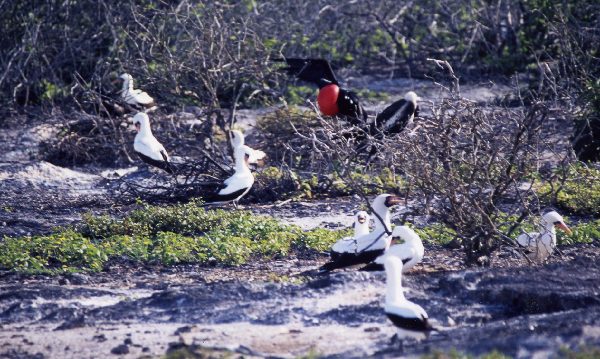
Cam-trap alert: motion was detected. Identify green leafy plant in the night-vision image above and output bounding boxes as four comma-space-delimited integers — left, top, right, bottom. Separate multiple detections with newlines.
0, 201, 347, 274
415, 223, 457, 245
537, 164, 600, 216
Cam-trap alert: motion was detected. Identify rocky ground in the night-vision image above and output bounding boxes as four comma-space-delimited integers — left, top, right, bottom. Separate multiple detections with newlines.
1, 78, 598, 358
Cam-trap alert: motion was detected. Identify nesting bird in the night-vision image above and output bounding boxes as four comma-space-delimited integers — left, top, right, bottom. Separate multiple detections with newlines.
353, 211, 370, 238
119, 73, 155, 109
206, 130, 265, 204
380, 255, 433, 339
370, 91, 420, 136
132, 112, 174, 174
321, 194, 401, 271
276, 58, 367, 126
516, 211, 572, 261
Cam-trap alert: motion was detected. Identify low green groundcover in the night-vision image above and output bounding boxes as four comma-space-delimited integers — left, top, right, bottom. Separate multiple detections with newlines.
0, 201, 348, 274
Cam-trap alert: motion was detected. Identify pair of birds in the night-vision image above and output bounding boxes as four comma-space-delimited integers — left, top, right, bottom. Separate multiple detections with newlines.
322, 194, 432, 335
276, 58, 421, 137
131, 112, 265, 203
323, 194, 424, 272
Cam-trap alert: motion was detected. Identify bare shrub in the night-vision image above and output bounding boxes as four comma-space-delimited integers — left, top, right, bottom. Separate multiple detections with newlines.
280, 60, 570, 264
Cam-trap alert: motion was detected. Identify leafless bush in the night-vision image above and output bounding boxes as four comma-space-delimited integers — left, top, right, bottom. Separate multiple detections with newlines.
0, 1, 281, 113
282, 59, 570, 264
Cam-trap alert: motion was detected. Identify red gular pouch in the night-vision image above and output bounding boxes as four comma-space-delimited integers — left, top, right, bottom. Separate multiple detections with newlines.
317, 84, 340, 116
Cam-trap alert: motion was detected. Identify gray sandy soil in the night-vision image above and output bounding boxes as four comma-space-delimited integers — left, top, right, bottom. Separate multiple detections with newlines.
1, 78, 598, 358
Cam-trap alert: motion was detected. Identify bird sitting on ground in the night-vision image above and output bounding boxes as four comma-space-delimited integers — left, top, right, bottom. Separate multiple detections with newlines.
119, 73, 155, 110
353, 211, 370, 238
132, 112, 174, 174
203, 130, 265, 205
516, 210, 572, 261
380, 255, 434, 340
326, 211, 371, 257
321, 194, 401, 271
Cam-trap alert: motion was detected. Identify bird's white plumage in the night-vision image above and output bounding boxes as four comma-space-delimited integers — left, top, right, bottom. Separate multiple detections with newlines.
516, 211, 571, 261
120, 73, 154, 106
383, 256, 429, 320
353, 211, 370, 238
404, 91, 420, 105
132, 113, 169, 162
331, 194, 396, 254
375, 225, 424, 272
243, 145, 266, 164
218, 130, 259, 197
330, 211, 371, 251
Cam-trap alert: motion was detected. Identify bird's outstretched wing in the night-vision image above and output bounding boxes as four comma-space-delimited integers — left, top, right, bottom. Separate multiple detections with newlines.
275, 58, 338, 87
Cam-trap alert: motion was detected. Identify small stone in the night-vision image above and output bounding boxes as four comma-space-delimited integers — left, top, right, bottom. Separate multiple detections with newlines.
92, 334, 107, 342
111, 344, 129, 355
123, 338, 133, 345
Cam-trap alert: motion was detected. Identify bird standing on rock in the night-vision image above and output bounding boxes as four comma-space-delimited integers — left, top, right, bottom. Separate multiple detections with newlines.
132, 112, 174, 174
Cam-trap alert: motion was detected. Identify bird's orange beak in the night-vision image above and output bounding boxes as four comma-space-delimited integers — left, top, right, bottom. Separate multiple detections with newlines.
556, 222, 572, 235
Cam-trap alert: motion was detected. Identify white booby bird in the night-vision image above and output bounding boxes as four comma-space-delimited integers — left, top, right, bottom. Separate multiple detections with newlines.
206, 130, 265, 203
516, 211, 572, 261
353, 211, 370, 238
381, 255, 433, 338
364, 225, 424, 272
321, 194, 401, 270
132, 112, 174, 174
120, 73, 155, 108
